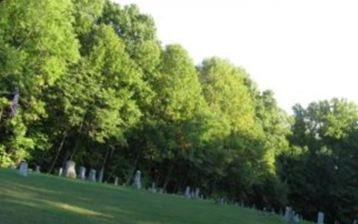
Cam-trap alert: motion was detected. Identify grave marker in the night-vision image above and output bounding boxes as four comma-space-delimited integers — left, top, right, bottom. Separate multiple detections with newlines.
64, 160, 77, 178
284, 207, 292, 222
98, 168, 104, 183
114, 177, 118, 186
79, 166, 86, 180
317, 212, 324, 224
194, 187, 200, 199
150, 182, 156, 193
58, 168, 63, 176
19, 162, 28, 176
133, 170, 141, 189
89, 169, 97, 182
185, 186, 191, 198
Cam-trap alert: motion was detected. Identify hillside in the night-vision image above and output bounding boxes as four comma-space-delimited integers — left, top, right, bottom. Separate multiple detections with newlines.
0, 168, 308, 224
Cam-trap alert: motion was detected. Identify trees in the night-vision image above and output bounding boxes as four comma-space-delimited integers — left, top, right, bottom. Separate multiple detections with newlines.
0, 1, 356, 223
0, 0, 79, 166
278, 99, 358, 223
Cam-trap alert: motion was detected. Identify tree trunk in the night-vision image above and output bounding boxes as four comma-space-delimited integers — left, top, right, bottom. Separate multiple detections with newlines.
69, 121, 84, 160
99, 146, 112, 182
48, 130, 67, 174
126, 149, 141, 185
162, 162, 174, 190
103, 146, 116, 182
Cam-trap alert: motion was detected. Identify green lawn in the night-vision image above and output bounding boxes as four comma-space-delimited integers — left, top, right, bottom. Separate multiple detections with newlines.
0, 168, 309, 224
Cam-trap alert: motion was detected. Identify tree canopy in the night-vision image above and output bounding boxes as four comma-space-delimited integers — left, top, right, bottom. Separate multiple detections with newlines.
0, 1, 356, 223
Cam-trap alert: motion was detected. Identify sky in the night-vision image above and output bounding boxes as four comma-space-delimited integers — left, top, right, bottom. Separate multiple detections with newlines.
116, 0, 358, 113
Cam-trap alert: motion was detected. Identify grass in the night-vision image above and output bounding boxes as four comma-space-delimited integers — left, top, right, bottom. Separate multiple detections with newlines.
0, 168, 310, 224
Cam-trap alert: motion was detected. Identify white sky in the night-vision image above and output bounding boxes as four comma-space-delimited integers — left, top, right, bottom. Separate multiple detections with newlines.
116, 0, 358, 113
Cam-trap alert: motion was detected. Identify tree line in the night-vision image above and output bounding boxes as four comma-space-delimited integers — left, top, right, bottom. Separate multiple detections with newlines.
0, 1, 356, 223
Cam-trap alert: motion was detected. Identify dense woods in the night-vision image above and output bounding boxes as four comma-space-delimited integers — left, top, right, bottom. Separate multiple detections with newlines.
0, 1, 357, 223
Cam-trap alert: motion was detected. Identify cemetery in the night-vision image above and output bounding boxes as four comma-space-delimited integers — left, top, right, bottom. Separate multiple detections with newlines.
0, 0, 357, 223
0, 166, 318, 224
5, 162, 355, 224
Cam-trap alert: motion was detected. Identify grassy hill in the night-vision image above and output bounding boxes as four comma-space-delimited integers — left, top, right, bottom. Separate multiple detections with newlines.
0, 168, 309, 224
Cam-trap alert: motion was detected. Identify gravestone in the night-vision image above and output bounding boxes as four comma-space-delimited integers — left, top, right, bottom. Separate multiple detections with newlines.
271, 208, 276, 215
317, 212, 324, 224
89, 169, 97, 182
18, 162, 28, 177
98, 168, 104, 183
293, 214, 300, 223
64, 160, 77, 178
114, 177, 118, 186
79, 166, 86, 180
194, 188, 200, 199
58, 167, 63, 176
133, 170, 142, 189
353, 220, 357, 224
150, 182, 156, 193
284, 207, 292, 222
35, 165, 40, 173
185, 186, 191, 198
190, 191, 195, 199
220, 198, 224, 206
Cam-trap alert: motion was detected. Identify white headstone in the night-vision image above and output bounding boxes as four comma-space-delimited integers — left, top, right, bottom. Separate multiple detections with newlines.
64, 160, 77, 178
284, 207, 292, 222
194, 188, 200, 199
190, 191, 195, 199
58, 167, 63, 176
19, 162, 28, 176
185, 186, 191, 198
317, 212, 324, 224
270, 208, 275, 215
89, 169, 96, 182
293, 214, 300, 223
353, 219, 357, 224
98, 168, 104, 183
79, 166, 86, 180
150, 182, 156, 193
133, 170, 142, 189
114, 177, 118, 186
220, 198, 224, 206
35, 165, 40, 173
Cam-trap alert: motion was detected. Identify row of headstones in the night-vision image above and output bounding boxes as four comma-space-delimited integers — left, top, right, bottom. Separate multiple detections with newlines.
60, 161, 143, 190
284, 206, 301, 223
148, 182, 163, 194
19, 160, 143, 189
58, 161, 104, 183
18, 162, 357, 224
19, 161, 200, 201
284, 207, 357, 224
184, 186, 202, 199
147, 183, 203, 200
18, 162, 42, 176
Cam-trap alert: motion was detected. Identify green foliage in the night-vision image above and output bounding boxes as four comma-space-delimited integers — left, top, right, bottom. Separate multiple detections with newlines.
0, 0, 79, 164
71, 0, 105, 35
278, 99, 358, 223
0, 1, 356, 223
199, 58, 259, 138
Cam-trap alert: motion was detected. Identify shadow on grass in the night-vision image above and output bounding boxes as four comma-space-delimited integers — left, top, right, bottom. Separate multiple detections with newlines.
0, 168, 296, 224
